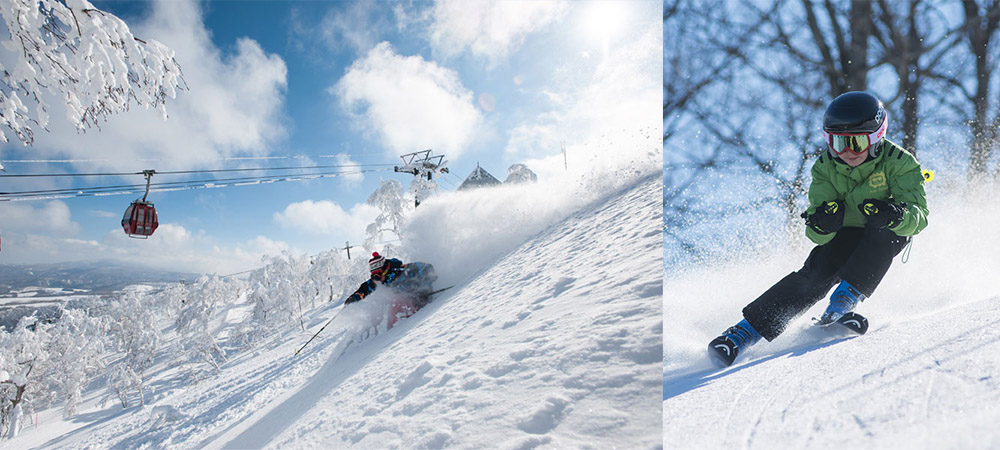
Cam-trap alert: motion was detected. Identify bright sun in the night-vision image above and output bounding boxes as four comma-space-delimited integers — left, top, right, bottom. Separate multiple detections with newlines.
578, 1, 630, 55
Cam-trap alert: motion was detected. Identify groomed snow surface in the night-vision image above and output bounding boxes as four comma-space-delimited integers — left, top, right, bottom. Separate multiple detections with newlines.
664, 185, 1000, 449
10, 173, 663, 449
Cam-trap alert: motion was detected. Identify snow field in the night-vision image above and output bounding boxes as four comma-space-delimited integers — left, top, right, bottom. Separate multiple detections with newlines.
665, 297, 1000, 450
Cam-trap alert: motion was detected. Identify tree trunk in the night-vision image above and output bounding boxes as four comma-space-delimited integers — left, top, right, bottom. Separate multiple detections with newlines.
843, 0, 872, 93
963, 0, 1000, 177
5, 385, 26, 439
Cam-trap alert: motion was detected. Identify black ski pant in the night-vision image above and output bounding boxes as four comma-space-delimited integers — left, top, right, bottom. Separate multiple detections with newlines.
742, 226, 909, 341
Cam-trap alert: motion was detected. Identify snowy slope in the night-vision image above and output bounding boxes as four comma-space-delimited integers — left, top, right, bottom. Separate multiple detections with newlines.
663, 185, 1000, 449
665, 296, 1000, 450
12, 174, 662, 449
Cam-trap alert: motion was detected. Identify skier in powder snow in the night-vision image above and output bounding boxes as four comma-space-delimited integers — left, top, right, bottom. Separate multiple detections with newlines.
708, 91, 929, 367
345, 252, 439, 328
345, 252, 406, 304
346, 252, 438, 303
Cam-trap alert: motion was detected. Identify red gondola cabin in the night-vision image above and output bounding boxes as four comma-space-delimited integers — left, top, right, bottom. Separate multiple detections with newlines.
122, 200, 158, 238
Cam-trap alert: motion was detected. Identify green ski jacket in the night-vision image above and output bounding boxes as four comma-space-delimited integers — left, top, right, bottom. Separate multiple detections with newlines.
805, 139, 929, 245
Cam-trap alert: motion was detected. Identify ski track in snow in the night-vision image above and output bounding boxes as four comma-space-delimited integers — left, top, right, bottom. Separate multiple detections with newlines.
14, 173, 663, 449
664, 296, 1000, 450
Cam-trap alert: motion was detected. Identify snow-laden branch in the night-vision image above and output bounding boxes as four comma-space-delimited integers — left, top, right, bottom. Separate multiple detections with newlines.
0, 0, 185, 145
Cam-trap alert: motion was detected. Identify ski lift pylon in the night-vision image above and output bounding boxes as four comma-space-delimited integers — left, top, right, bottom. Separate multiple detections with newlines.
122, 170, 158, 238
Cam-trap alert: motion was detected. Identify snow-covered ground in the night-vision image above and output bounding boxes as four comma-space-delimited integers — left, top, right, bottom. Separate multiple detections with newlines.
664, 185, 1000, 449
10, 173, 663, 449
665, 296, 1000, 450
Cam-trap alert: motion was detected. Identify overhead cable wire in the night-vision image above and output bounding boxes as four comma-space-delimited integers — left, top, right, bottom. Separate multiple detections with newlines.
0, 167, 393, 202
0, 153, 388, 164
0, 162, 397, 178
0, 168, 379, 198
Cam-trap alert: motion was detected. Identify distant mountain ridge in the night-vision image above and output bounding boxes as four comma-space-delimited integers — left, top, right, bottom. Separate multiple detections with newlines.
0, 261, 196, 295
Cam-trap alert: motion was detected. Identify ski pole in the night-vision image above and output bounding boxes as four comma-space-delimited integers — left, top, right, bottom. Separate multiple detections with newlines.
295, 308, 344, 356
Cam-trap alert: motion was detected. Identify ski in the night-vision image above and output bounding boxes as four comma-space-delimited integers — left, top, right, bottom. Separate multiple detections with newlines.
812, 311, 869, 335
835, 311, 869, 334
411, 285, 455, 310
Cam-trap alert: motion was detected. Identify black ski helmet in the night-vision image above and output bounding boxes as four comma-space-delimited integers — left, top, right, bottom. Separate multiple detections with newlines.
822, 91, 888, 157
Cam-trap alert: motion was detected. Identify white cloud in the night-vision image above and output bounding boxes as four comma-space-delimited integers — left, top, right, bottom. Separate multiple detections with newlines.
93, 225, 292, 275
333, 153, 365, 187
0, 222, 291, 275
247, 235, 291, 258
428, 0, 569, 67
289, 0, 394, 57
273, 200, 378, 242
505, 2, 662, 175
0, 201, 80, 235
90, 210, 119, 219
334, 42, 482, 158
318, 0, 386, 55
1, 0, 288, 173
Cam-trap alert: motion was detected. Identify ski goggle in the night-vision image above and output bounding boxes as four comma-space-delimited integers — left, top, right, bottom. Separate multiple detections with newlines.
823, 120, 887, 155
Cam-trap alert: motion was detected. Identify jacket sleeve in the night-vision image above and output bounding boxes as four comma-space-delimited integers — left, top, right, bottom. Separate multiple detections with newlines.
887, 153, 929, 237
346, 279, 376, 304
805, 159, 839, 246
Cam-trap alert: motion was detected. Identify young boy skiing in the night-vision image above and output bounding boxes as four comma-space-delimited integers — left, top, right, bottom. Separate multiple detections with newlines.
708, 91, 929, 367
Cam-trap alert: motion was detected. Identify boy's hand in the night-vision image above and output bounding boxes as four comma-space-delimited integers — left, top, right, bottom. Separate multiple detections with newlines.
859, 199, 905, 229
801, 200, 844, 235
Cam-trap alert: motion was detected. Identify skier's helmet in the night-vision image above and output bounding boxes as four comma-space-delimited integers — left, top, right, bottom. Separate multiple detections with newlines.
369, 252, 387, 277
822, 91, 888, 158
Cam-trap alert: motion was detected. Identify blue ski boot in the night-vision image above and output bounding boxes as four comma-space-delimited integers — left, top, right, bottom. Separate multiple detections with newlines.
815, 280, 865, 326
708, 318, 762, 367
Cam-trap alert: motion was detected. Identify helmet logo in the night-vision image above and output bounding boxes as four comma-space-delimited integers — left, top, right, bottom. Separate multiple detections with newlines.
874, 107, 885, 124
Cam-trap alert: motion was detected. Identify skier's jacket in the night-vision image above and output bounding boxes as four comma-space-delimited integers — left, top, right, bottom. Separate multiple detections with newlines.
345, 259, 437, 304
346, 258, 405, 304
805, 139, 929, 245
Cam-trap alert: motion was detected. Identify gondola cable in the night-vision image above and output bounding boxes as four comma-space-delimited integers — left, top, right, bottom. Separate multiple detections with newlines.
0, 167, 392, 202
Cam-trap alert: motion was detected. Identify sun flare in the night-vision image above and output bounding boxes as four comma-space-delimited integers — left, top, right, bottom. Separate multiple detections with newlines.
578, 1, 630, 55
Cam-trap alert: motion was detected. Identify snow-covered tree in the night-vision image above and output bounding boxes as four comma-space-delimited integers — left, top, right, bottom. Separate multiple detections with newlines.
172, 275, 232, 376
301, 250, 361, 306
504, 163, 538, 184
0, 0, 185, 145
409, 175, 437, 207
0, 309, 105, 439
365, 178, 410, 255
238, 252, 311, 345
103, 288, 162, 408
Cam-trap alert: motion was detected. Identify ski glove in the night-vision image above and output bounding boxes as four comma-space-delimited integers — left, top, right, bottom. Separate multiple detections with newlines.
859, 198, 905, 229
801, 200, 845, 235
345, 293, 363, 304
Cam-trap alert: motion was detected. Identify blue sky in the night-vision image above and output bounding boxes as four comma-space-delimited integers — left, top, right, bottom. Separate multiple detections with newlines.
0, 0, 660, 274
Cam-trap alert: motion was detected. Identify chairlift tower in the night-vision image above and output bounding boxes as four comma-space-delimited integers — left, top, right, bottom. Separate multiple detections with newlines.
394, 149, 449, 207
394, 149, 449, 180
